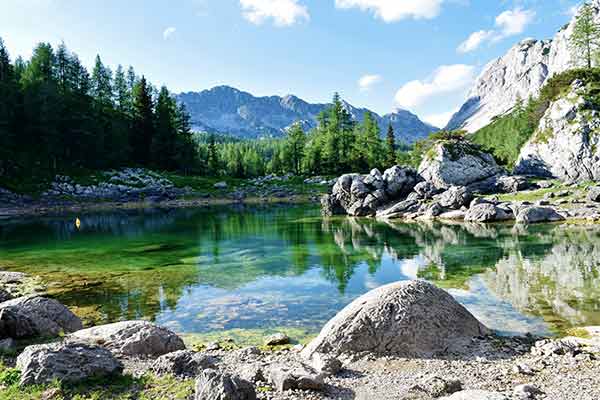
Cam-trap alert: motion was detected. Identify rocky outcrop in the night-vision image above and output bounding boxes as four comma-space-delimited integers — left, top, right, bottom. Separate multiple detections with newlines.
16, 342, 122, 386
448, 2, 600, 133
515, 80, 600, 182
418, 140, 504, 190
301, 280, 489, 360
0, 296, 83, 339
69, 320, 185, 357
151, 350, 217, 378
195, 369, 256, 400
322, 166, 420, 217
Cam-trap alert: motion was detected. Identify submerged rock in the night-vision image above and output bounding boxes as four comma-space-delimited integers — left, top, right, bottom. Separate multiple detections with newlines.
17, 342, 122, 386
69, 320, 185, 357
0, 296, 82, 339
301, 280, 489, 360
195, 369, 256, 400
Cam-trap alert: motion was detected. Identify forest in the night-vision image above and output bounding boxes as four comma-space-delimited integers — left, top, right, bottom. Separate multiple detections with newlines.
0, 37, 415, 184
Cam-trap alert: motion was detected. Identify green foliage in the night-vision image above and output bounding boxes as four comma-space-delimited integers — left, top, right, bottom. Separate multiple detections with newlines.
0, 366, 20, 386
472, 68, 600, 167
570, 2, 600, 69
409, 130, 468, 168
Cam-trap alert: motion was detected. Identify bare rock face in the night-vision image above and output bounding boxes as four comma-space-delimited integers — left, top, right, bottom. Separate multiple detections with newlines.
16, 342, 122, 386
515, 80, 600, 182
195, 369, 256, 400
448, 2, 600, 133
418, 140, 504, 190
69, 320, 185, 357
0, 296, 83, 339
301, 280, 489, 360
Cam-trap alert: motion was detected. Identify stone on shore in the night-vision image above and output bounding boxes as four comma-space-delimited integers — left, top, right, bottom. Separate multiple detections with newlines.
16, 342, 122, 386
440, 390, 509, 400
0, 296, 83, 339
465, 203, 514, 222
69, 320, 185, 357
263, 332, 289, 346
151, 350, 217, 378
268, 365, 325, 392
439, 186, 474, 209
516, 206, 565, 224
301, 280, 489, 360
195, 369, 256, 400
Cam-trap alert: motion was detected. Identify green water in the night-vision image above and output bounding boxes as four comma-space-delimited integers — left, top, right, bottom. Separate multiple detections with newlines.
1, 204, 600, 341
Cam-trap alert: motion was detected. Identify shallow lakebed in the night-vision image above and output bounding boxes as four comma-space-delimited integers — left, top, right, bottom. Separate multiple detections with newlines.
1, 204, 599, 343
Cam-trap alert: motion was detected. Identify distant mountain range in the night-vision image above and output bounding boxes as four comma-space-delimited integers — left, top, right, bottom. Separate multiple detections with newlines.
176, 86, 438, 143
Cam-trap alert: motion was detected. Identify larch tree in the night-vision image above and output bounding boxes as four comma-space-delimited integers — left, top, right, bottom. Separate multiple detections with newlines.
570, 2, 600, 69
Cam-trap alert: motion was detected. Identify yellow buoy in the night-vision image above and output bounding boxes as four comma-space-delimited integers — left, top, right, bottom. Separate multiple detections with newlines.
75, 218, 81, 230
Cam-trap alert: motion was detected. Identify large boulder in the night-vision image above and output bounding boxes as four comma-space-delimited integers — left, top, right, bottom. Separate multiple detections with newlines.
69, 320, 185, 357
268, 365, 325, 392
418, 140, 504, 190
324, 166, 419, 217
301, 280, 489, 359
516, 206, 565, 224
195, 369, 256, 400
438, 186, 474, 209
16, 342, 122, 386
515, 80, 600, 182
465, 203, 514, 223
0, 296, 83, 339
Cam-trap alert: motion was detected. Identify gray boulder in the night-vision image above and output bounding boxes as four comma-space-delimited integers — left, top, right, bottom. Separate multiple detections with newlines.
268, 365, 325, 392
16, 342, 122, 386
495, 175, 532, 193
69, 320, 185, 357
151, 350, 216, 378
320, 194, 345, 216
383, 166, 420, 198
413, 181, 442, 199
418, 140, 503, 190
301, 280, 489, 359
0, 289, 12, 303
195, 369, 256, 400
0, 296, 83, 339
376, 198, 420, 219
516, 206, 565, 224
465, 204, 514, 223
264, 332, 289, 346
587, 186, 600, 202
439, 186, 474, 209
0, 271, 27, 285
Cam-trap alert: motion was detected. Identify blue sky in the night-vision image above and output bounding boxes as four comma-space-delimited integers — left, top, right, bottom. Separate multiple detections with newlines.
0, 0, 581, 127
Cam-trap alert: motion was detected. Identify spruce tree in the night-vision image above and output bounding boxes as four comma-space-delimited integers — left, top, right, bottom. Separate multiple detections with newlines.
385, 123, 396, 167
130, 76, 155, 165
285, 122, 306, 175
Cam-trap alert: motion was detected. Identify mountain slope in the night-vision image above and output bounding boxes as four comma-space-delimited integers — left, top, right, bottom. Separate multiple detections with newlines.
447, 1, 600, 132
176, 86, 437, 143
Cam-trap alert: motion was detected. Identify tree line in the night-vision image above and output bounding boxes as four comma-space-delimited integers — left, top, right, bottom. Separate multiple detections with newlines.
0, 38, 197, 180
0, 38, 415, 183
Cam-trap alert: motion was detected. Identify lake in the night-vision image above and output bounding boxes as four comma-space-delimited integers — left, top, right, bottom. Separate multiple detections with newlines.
1, 204, 599, 343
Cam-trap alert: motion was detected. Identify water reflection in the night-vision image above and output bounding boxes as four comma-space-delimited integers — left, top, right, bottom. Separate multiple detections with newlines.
1, 206, 600, 337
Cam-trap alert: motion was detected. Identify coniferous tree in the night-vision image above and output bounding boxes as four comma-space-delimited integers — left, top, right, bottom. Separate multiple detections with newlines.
130, 76, 155, 165
570, 2, 600, 69
152, 86, 178, 169
285, 122, 306, 175
207, 134, 220, 175
385, 123, 396, 167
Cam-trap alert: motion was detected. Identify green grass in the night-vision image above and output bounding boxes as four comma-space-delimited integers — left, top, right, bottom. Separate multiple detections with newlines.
0, 362, 195, 400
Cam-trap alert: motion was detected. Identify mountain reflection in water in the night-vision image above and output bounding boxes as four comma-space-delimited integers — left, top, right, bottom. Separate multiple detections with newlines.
1, 205, 599, 337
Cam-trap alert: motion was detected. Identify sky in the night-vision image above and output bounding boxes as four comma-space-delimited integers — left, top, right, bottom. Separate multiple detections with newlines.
0, 0, 582, 127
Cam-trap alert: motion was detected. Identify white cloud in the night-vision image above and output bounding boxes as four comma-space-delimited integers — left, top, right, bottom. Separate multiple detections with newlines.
566, 5, 580, 18
495, 8, 536, 37
423, 109, 457, 128
334, 0, 444, 22
457, 7, 535, 53
394, 64, 475, 108
163, 27, 176, 40
457, 30, 494, 53
240, 0, 310, 27
358, 74, 382, 91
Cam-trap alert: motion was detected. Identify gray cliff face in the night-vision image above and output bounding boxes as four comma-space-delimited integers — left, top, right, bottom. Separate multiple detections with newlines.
515, 80, 600, 182
177, 86, 437, 142
448, 1, 600, 133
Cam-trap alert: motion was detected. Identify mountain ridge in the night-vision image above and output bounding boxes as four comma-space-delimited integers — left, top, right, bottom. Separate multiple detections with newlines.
176, 85, 438, 143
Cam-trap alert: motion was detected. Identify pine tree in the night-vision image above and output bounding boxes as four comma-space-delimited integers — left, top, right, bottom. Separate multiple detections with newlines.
385, 123, 396, 167
570, 2, 600, 69
174, 103, 197, 174
114, 65, 131, 114
152, 86, 178, 169
130, 76, 155, 165
207, 134, 220, 175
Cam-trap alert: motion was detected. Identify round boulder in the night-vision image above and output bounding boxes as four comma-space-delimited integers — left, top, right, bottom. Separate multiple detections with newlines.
68, 320, 185, 357
301, 280, 489, 359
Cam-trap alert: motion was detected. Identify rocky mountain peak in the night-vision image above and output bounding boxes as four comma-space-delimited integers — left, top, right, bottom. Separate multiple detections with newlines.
448, 3, 600, 133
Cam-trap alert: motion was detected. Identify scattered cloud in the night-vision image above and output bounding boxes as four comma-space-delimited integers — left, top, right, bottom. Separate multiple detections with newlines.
240, 0, 310, 27
334, 0, 444, 23
394, 64, 475, 108
423, 109, 457, 128
565, 5, 580, 18
457, 7, 535, 53
163, 27, 176, 40
358, 74, 382, 91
